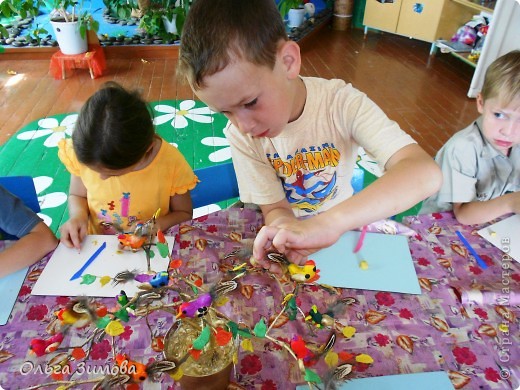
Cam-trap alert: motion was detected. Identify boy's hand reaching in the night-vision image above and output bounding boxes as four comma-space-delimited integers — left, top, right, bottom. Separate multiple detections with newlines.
59, 217, 88, 251
252, 217, 341, 269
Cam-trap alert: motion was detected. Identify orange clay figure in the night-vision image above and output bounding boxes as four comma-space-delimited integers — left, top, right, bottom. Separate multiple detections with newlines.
117, 233, 147, 251
115, 353, 148, 382
117, 209, 161, 251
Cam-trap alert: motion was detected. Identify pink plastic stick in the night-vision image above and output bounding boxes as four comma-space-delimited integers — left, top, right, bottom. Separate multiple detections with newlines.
353, 225, 367, 253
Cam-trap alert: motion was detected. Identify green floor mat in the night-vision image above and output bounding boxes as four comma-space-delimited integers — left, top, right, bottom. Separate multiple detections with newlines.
0, 100, 235, 235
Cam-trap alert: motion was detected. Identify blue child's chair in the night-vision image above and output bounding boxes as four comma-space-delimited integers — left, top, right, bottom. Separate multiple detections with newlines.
191, 162, 240, 208
0, 176, 40, 239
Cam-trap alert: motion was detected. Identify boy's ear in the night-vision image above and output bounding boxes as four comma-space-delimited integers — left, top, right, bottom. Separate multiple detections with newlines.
476, 93, 485, 114
279, 40, 301, 79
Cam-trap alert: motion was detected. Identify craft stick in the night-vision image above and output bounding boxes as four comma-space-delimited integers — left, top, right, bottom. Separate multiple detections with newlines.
70, 241, 107, 281
353, 225, 367, 253
455, 231, 488, 269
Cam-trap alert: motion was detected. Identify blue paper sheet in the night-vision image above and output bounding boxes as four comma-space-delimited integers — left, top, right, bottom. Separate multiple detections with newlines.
312, 231, 421, 294
0, 265, 29, 325
296, 371, 453, 389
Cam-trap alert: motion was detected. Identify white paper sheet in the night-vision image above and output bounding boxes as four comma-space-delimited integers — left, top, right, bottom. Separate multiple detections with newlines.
32, 235, 175, 298
478, 214, 520, 263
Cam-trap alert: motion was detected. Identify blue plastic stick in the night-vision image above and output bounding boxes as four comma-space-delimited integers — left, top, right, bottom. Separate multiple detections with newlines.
455, 231, 488, 269
69, 241, 107, 281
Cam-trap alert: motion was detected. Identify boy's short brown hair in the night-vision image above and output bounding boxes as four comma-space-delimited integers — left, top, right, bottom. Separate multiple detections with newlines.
178, 0, 287, 90
481, 50, 520, 106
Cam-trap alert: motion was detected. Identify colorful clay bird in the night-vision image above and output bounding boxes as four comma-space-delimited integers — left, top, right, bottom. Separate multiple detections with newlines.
117, 209, 161, 251
149, 271, 169, 288
288, 260, 320, 283
29, 333, 64, 357
305, 305, 335, 328
176, 292, 213, 319
55, 298, 102, 328
117, 233, 147, 251
116, 290, 136, 311
290, 335, 314, 361
175, 279, 238, 319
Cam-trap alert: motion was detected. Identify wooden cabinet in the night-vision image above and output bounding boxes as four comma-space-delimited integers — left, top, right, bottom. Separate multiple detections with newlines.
363, 0, 402, 34
363, 0, 476, 43
397, 0, 445, 42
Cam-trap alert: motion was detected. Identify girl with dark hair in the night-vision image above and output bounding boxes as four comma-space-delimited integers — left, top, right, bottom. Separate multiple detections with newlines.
58, 82, 197, 250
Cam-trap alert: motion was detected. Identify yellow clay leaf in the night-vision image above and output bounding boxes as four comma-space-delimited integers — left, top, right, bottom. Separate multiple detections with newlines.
233, 350, 239, 365
241, 338, 254, 352
356, 353, 374, 364
105, 320, 125, 336
342, 326, 356, 338
324, 350, 339, 368
169, 367, 183, 380
99, 276, 112, 287
282, 293, 295, 305
214, 296, 229, 307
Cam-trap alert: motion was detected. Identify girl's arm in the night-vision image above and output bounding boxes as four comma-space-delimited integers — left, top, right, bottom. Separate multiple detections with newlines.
453, 192, 520, 225
155, 192, 193, 232
59, 175, 89, 250
0, 221, 58, 278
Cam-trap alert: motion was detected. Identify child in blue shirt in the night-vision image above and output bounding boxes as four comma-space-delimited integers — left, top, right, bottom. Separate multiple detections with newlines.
0, 186, 58, 278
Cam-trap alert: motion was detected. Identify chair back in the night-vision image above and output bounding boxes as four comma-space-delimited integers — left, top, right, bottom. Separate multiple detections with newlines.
0, 176, 40, 213
0, 176, 40, 240
191, 162, 239, 208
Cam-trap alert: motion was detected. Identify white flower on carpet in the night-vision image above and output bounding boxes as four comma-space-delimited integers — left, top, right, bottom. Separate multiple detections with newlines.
201, 136, 231, 162
199, 120, 232, 162
16, 115, 78, 148
153, 100, 214, 129
34, 176, 67, 228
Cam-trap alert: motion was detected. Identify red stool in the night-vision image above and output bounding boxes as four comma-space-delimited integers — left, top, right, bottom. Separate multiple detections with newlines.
49, 44, 106, 80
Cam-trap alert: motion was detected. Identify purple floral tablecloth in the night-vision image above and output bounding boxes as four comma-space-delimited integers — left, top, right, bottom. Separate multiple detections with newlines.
0, 209, 518, 389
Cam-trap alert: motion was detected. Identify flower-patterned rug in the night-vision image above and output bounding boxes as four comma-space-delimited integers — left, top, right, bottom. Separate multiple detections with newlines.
0, 100, 232, 235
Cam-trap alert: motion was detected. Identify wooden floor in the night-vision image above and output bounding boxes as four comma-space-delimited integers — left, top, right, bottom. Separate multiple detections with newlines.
0, 26, 478, 156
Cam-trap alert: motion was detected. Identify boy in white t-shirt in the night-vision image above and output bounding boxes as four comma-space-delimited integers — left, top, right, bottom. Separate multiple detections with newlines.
178, 0, 441, 269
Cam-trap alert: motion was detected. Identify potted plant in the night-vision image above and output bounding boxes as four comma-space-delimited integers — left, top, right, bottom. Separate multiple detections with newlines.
139, 0, 189, 40
277, 0, 305, 28
48, 0, 99, 54
161, 0, 188, 36
103, 0, 139, 20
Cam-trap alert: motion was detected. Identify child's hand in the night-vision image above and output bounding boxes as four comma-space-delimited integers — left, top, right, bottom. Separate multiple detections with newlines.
249, 252, 287, 276
253, 217, 341, 266
59, 217, 88, 251
253, 225, 310, 267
